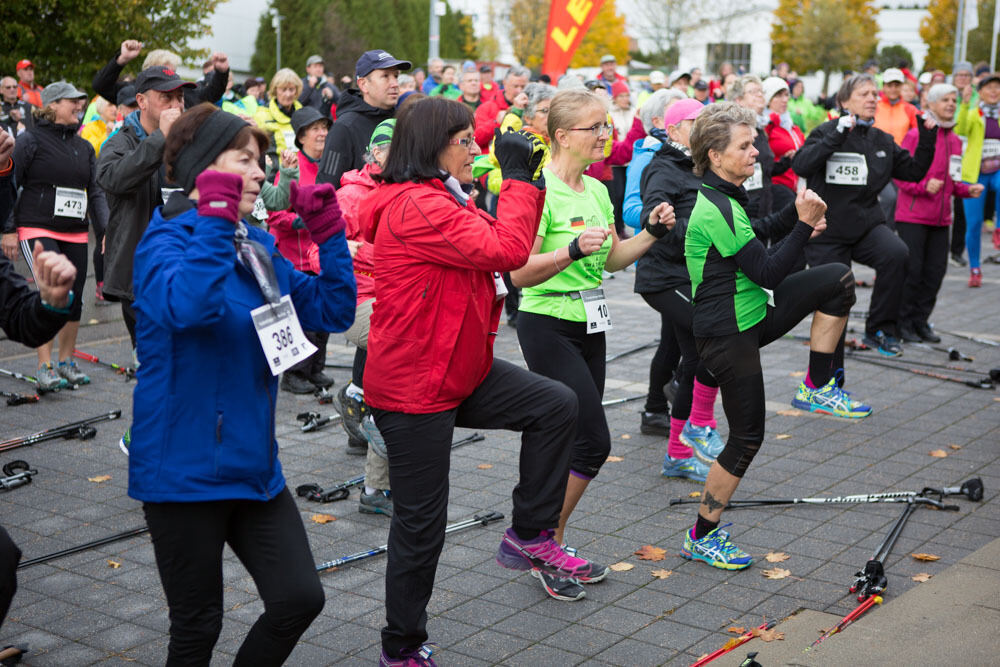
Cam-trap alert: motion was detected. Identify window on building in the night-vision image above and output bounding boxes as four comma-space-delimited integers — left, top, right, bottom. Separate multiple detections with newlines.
706, 43, 751, 76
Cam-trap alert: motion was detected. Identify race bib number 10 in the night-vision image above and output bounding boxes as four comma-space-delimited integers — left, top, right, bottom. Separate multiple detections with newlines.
582, 288, 612, 334
825, 152, 868, 186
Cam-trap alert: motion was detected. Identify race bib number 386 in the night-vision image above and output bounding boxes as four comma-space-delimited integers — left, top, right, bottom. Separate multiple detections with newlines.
825, 152, 868, 186
250, 295, 317, 376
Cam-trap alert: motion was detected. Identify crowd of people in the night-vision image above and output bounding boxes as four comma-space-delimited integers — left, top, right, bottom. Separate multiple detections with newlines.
0, 39, 997, 666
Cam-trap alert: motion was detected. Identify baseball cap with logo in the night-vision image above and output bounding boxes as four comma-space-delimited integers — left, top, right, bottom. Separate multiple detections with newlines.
355, 50, 412, 79
16, 60, 33, 71
882, 68, 905, 84
135, 66, 197, 95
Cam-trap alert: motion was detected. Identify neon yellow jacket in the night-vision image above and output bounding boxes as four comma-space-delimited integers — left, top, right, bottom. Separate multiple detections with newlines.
956, 101, 989, 182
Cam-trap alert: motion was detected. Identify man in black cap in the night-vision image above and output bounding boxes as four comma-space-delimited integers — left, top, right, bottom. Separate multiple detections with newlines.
316, 49, 411, 187
97, 66, 195, 351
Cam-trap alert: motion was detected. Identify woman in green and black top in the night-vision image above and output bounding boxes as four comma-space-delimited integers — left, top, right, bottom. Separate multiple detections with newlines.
510, 89, 673, 601
679, 103, 869, 571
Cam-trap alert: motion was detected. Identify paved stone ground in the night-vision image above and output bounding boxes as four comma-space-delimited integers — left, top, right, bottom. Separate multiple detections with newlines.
1, 240, 998, 666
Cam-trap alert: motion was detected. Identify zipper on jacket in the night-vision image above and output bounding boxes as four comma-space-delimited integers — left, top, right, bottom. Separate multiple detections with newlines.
421, 280, 430, 298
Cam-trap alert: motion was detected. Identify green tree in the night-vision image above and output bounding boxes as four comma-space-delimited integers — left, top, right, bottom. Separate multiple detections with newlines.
920, 0, 957, 71
967, 0, 999, 67
509, 0, 549, 70
878, 44, 915, 70
772, 0, 879, 94
0, 0, 223, 88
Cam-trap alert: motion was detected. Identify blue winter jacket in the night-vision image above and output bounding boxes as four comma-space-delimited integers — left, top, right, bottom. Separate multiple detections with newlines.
128, 195, 356, 502
623, 136, 663, 230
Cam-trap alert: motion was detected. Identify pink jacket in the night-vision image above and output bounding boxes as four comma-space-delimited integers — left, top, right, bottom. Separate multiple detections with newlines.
337, 164, 378, 302
894, 126, 972, 227
268, 157, 320, 273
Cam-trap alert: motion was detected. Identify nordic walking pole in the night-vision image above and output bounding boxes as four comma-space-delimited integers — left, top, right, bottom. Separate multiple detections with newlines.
72, 349, 135, 379
606, 339, 659, 362
846, 352, 994, 389
806, 595, 882, 651
1, 390, 39, 406
936, 329, 1000, 347
691, 619, 777, 666
601, 395, 645, 407
668, 478, 985, 507
316, 511, 504, 573
0, 460, 37, 492
17, 526, 149, 569
0, 410, 122, 454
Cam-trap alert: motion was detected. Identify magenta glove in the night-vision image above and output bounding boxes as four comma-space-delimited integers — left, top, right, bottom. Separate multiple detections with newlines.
289, 181, 346, 244
195, 170, 244, 224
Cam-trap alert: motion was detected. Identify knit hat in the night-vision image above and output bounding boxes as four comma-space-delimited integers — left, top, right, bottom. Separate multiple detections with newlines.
761, 76, 790, 105
171, 109, 250, 193
610, 80, 630, 98
369, 118, 396, 151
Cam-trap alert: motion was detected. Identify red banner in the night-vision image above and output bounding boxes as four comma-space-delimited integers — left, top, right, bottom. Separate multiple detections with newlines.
542, 0, 605, 79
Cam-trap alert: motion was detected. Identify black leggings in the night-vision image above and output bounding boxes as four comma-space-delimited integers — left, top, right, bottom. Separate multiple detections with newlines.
517, 310, 610, 478
644, 310, 679, 414
642, 285, 717, 423
696, 263, 855, 478
0, 525, 20, 629
20, 236, 87, 321
143, 488, 325, 667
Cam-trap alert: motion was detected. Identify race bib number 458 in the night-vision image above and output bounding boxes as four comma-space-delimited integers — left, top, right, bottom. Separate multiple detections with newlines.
826, 152, 868, 186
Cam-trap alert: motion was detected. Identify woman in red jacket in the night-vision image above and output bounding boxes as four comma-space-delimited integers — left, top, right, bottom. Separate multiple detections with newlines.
894, 84, 983, 343
763, 77, 805, 197
363, 97, 584, 666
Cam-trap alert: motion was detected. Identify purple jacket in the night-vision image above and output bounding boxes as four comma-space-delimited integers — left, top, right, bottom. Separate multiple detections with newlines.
894, 126, 972, 226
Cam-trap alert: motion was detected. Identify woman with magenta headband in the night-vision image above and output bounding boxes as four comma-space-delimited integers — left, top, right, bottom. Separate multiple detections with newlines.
129, 103, 356, 666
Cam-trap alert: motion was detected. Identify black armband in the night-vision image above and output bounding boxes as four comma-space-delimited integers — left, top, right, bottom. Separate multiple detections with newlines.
567, 236, 586, 261
643, 220, 668, 239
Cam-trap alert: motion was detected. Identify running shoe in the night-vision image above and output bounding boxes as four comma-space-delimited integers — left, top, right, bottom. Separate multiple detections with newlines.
280, 371, 315, 394
949, 252, 967, 268
496, 528, 602, 580
559, 543, 609, 583
379, 643, 438, 666
361, 414, 388, 459
661, 455, 710, 482
36, 363, 68, 391
898, 322, 922, 344
531, 569, 586, 601
359, 489, 393, 516
119, 428, 131, 456
680, 523, 752, 570
333, 385, 367, 441
791, 378, 872, 419
969, 268, 982, 288
308, 369, 335, 390
57, 360, 90, 385
861, 330, 903, 357
913, 322, 941, 344
640, 411, 670, 436
679, 421, 725, 463
346, 433, 367, 456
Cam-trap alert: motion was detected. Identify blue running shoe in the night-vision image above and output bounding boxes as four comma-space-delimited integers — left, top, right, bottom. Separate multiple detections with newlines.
661, 455, 710, 482
680, 523, 752, 570
791, 377, 872, 419
679, 421, 725, 463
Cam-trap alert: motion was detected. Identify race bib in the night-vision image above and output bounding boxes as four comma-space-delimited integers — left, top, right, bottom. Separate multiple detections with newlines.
581, 288, 612, 334
493, 272, 508, 301
744, 163, 763, 191
949, 155, 962, 182
825, 152, 868, 186
762, 287, 776, 307
250, 295, 318, 376
252, 196, 268, 221
981, 139, 1000, 159
54, 187, 86, 219
282, 130, 298, 152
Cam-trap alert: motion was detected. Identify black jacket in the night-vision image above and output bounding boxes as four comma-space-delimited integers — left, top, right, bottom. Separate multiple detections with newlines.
92, 51, 228, 109
7, 119, 108, 236
316, 90, 393, 187
96, 115, 169, 301
636, 143, 799, 295
0, 99, 34, 135
792, 118, 936, 244
299, 76, 337, 118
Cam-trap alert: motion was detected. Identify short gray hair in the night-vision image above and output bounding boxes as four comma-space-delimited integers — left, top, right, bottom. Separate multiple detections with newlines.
728, 74, 761, 102
926, 83, 958, 104
690, 102, 756, 177
557, 74, 585, 90
836, 73, 876, 107
639, 89, 684, 131
505, 65, 530, 81
523, 82, 556, 118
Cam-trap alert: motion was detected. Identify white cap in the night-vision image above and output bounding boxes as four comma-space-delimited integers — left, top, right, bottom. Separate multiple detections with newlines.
649, 70, 666, 85
761, 76, 790, 105
882, 68, 905, 84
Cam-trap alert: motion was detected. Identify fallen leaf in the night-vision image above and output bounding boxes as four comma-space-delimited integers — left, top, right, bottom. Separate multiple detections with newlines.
929, 449, 948, 458
606, 455, 624, 462
727, 626, 746, 634
765, 552, 790, 563
634, 545, 667, 561
993, 397, 1000, 402
911, 553, 941, 562
477, 463, 493, 469
754, 628, 785, 642
949, 444, 962, 450
688, 491, 702, 498
310, 514, 337, 524
775, 434, 792, 440
695, 654, 710, 663
88, 475, 112, 483
609, 561, 634, 571
620, 434, 631, 440
789, 371, 806, 377
762, 567, 791, 580
650, 568, 673, 579
912, 572, 933, 582
107, 560, 121, 569
87, 318, 99, 325
776, 409, 800, 417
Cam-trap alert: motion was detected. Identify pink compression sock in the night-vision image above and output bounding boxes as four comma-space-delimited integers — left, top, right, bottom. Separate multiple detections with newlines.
667, 416, 693, 459
689, 379, 718, 429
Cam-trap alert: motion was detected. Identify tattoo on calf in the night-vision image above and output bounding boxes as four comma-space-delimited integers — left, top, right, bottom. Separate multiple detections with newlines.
701, 490, 725, 513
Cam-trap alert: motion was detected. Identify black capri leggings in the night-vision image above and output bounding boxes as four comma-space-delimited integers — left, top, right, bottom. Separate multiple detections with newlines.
20, 237, 87, 321
695, 263, 855, 478
517, 310, 610, 478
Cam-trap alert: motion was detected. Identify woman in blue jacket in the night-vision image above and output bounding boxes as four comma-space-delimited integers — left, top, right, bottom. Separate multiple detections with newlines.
129, 104, 356, 666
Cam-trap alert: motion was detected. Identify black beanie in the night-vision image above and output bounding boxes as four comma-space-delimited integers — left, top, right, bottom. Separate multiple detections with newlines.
172, 110, 249, 193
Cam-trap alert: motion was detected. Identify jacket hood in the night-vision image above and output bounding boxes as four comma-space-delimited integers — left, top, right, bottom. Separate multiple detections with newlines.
122, 109, 148, 140
336, 89, 392, 118
632, 136, 662, 158
339, 163, 379, 189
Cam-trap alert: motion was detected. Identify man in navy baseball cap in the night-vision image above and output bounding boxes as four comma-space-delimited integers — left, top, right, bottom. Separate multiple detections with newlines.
355, 50, 412, 79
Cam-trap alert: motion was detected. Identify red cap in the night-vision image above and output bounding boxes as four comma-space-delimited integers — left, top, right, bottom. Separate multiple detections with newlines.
16, 59, 33, 71
611, 80, 630, 98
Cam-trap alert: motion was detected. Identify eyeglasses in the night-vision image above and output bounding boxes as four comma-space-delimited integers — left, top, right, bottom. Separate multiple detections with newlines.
568, 123, 613, 137
449, 137, 476, 149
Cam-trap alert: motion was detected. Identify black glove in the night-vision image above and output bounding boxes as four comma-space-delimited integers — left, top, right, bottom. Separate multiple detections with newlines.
494, 128, 546, 188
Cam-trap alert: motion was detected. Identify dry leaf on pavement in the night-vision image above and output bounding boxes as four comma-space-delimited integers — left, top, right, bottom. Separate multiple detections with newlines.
949, 444, 961, 450
762, 567, 791, 580
477, 463, 493, 469
754, 628, 785, 642
620, 434, 631, 440
775, 434, 792, 440
88, 475, 112, 483
776, 409, 800, 417
688, 491, 702, 498
929, 449, 948, 458
911, 553, 941, 562
650, 569, 673, 579
606, 455, 624, 462
310, 514, 336, 524
609, 562, 634, 572
765, 552, 790, 563
634, 545, 667, 561
107, 560, 121, 569
912, 572, 933, 582
789, 371, 806, 377
727, 626, 746, 634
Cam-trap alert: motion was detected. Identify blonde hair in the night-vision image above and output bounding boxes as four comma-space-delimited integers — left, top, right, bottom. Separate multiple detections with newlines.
268, 68, 302, 100
142, 49, 181, 70
547, 89, 606, 153
689, 102, 756, 176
